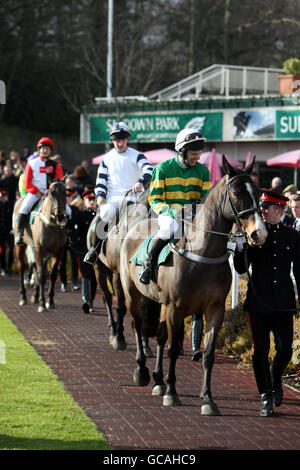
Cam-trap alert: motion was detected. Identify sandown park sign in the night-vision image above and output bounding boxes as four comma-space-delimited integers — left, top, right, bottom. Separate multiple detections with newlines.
82, 112, 223, 143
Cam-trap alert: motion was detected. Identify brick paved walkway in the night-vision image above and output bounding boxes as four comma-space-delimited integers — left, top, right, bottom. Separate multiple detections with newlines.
0, 274, 299, 451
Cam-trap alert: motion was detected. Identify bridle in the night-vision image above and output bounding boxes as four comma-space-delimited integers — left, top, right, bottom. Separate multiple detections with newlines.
169, 173, 262, 264
40, 181, 67, 228
224, 173, 261, 232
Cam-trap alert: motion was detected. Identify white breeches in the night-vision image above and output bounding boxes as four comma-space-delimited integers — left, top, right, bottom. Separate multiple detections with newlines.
157, 214, 179, 240
100, 192, 144, 223
19, 193, 40, 215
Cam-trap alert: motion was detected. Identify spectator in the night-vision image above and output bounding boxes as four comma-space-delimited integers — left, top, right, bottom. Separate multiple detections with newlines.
0, 164, 19, 204
51, 154, 68, 175
270, 176, 283, 194
0, 188, 14, 275
65, 175, 84, 209
0, 150, 7, 176
290, 195, 300, 231
73, 164, 91, 189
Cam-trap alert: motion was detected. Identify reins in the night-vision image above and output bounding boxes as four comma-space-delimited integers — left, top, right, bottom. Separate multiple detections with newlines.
171, 173, 258, 264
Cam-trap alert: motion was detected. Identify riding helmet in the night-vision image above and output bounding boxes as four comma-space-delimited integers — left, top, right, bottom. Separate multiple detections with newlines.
109, 122, 130, 140
37, 137, 54, 150
175, 128, 206, 152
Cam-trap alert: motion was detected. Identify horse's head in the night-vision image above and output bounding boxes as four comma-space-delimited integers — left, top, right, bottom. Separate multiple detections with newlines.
222, 155, 267, 246
48, 180, 67, 225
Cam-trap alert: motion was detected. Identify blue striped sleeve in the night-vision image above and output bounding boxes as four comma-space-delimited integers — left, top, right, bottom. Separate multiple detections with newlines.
136, 153, 153, 185
95, 161, 108, 198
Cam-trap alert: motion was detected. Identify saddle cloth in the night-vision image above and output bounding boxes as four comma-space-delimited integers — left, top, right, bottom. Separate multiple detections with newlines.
130, 231, 178, 266
29, 198, 43, 224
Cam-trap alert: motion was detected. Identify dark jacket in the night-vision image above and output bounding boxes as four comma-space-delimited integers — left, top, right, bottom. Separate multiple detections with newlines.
234, 222, 300, 314
77, 208, 96, 254
0, 200, 14, 241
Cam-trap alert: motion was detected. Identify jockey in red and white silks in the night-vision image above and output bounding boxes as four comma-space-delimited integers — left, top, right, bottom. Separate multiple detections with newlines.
19, 137, 64, 215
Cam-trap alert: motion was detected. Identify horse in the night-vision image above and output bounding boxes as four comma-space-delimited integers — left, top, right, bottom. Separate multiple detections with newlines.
13, 180, 67, 312
119, 156, 268, 415
87, 187, 160, 354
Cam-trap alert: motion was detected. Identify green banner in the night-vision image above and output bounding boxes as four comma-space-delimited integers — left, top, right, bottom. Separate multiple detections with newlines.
89, 112, 222, 143
276, 110, 300, 139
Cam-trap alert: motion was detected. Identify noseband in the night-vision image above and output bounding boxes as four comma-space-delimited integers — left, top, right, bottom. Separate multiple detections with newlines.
225, 174, 261, 228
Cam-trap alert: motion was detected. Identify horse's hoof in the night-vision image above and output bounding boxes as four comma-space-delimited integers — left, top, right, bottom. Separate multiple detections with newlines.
46, 302, 54, 310
133, 367, 150, 387
38, 305, 45, 313
201, 402, 221, 416
163, 394, 182, 406
112, 338, 127, 350
19, 298, 27, 306
152, 384, 166, 396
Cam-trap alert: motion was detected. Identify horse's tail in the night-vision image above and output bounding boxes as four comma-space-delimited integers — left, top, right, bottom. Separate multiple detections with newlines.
140, 296, 161, 338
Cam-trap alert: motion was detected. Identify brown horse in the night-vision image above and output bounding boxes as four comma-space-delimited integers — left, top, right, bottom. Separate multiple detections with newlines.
87, 188, 160, 354
120, 156, 268, 415
13, 180, 67, 312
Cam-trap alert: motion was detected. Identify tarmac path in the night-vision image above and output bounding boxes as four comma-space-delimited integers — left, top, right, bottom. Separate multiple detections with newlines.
0, 274, 299, 452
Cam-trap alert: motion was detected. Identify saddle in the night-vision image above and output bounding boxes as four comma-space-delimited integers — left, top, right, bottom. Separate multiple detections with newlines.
130, 231, 178, 267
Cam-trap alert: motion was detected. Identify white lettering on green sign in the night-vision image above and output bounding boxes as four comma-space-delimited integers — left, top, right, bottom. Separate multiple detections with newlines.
276, 110, 300, 139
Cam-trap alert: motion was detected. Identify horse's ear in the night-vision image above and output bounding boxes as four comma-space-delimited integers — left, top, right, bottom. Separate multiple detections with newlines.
222, 155, 235, 177
244, 155, 256, 175
62, 173, 69, 182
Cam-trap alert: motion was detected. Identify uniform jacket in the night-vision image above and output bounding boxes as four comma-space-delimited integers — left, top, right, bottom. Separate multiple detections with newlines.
234, 222, 300, 314
77, 208, 96, 254
24, 157, 63, 194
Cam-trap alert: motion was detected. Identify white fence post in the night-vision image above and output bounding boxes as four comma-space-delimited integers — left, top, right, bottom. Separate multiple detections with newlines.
229, 255, 239, 308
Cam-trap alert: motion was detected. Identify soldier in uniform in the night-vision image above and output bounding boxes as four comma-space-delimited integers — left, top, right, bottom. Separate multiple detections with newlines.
77, 189, 97, 313
59, 187, 81, 292
234, 189, 300, 417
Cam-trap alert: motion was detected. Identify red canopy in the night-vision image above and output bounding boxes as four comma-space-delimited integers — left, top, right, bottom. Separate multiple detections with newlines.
267, 150, 300, 168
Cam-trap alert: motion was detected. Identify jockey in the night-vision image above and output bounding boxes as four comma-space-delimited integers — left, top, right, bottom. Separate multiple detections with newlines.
84, 121, 153, 265
15, 137, 64, 245
138, 128, 211, 284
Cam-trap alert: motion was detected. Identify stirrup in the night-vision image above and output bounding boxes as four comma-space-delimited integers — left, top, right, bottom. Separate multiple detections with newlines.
84, 248, 98, 265
15, 235, 25, 246
138, 265, 151, 284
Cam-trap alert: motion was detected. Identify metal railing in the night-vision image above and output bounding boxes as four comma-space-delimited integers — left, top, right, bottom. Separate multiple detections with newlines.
149, 64, 283, 100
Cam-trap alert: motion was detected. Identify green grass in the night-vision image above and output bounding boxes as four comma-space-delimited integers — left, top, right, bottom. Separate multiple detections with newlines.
0, 310, 112, 450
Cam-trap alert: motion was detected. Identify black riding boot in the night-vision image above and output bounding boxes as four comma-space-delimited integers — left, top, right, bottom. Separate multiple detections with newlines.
15, 214, 28, 245
81, 278, 91, 313
252, 355, 274, 417
138, 237, 169, 285
84, 218, 107, 265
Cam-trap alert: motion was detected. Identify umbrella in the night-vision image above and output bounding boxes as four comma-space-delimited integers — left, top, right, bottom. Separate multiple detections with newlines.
199, 151, 243, 170
92, 148, 176, 166
208, 148, 222, 185
267, 150, 300, 185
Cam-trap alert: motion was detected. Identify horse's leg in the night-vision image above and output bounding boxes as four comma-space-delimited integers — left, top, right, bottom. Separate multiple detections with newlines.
200, 308, 224, 416
141, 297, 160, 358
94, 261, 117, 345
152, 320, 167, 396
46, 256, 60, 309
30, 265, 39, 304
112, 273, 127, 350
127, 284, 150, 386
36, 252, 47, 313
163, 305, 182, 406
16, 245, 27, 305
